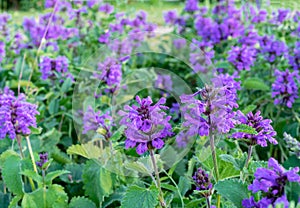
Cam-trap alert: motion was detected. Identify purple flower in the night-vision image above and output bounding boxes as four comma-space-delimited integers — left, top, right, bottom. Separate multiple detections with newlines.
10, 33, 24, 54
83, 106, 112, 140
243, 157, 300, 208
177, 73, 240, 147
164, 10, 178, 25
87, 0, 97, 8
155, 74, 172, 92
232, 111, 277, 147
288, 42, 300, 70
251, 10, 267, 23
228, 45, 256, 71
239, 26, 260, 47
94, 57, 122, 94
272, 69, 299, 108
36, 152, 48, 169
0, 41, 5, 63
259, 36, 287, 63
98, 32, 110, 44
185, 0, 199, 12
0, 13, 11, 39
0, 87, 39, 140
39, 56, 73, 81
119, 96, 173, 155
193, 168, 213, 197
99, 3, 114, 15
170, 103, 180, 122
190, 39, 214, 73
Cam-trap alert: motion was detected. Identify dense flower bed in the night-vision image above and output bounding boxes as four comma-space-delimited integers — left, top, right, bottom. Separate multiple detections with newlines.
0, 0, 299, 207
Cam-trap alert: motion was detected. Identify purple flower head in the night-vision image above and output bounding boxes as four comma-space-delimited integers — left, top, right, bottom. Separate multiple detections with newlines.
10, 33, 24, 54
170, 103, 180, 122
243, 157, 300, 208
87, 0, 98, 8
177, 73, 240, 147
98, 32, 110, 44
39, 56, 73, 81
0, 13, 11, 39
83, 106, 113, 140
155, 74, 172, 92
232, 111, 277, 147
288, 42, 300, 70
185, 0, 199, 12
0, 41, 5, 63
259, 35, 287, 63
36, 152, 48, 169
190, 39, 214, 73
239, 26, 260, 46
164, 10, 178, 25
99, 3, 114, 15
228, 45, 256, 71
119, 96, 173, 155
95, 57, 122, 94
130, 10, 147, 27
193, 168, 213, 197
272, 69, 299, 108
251, 9, 267, 23
0, 87, 39, 140
275, 9, 290, 23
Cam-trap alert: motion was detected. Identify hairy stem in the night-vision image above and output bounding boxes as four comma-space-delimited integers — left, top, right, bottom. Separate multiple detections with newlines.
245, 145, 253, 169
26, 136, 38, 173
206, 197, 211, 208
149, 149, 166, 208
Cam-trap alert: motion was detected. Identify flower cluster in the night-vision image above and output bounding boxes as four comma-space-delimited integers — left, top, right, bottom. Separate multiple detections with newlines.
83, 106, 113, 140
0, 13, 11, 39
39, 56, 73, 82
177, 73, 240, 147
94, 57, 122, 94
271, 69, 299, 108
242, 158, 300, 208
0, 87, 39, 140
283, 132, 300, 158
119, 96, 172, 155
0, 41, 5, 63
232, 111, 277, 147
193, 168, 213, 197
185, 0, 199, 12
228, 45, 256, 71
36, 152, 49, 169
259, 36, 287, 63
288, 42, 300, 70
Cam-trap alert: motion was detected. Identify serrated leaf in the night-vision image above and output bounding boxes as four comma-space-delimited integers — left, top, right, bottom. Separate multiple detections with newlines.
232, 124, 258, 135
110, 126, 125, 141
0, 150, 19, 167
124, 161, 150, 175
82, 160, 114, 205
44, 170, 70, 185
178, 176, 191, 196
243, 77, 270, 91
2, 155, 24, 195
60, 163, 84, 183
69, 197, 96, 208
214, 179, 249, 208
67, 142, 102, 159
39, 128, 61, 151
9, 195, 23, 208
121, 185, 159, 208
220, 153, 247, 171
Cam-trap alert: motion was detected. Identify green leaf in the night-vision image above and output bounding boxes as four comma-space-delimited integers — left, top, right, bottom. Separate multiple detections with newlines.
243, 77, 270, 91
39, 128, 61, 151
49, 99, 59, 115
9, 195, 23, 208
67, 143, 102, 159
178, 176, 191, 196
60, 78, 73, 93
0, 150, 19, 167
82, 160, 114, 205
21, 184, 68, 208
29, 127, 42, 135
241, 105, 256, 114
2, 155, 24, 195
20, 170, 43, 184
220, 153, 247, 171
60, 163, 84, 183
44, 170, 70, 185
0, 192, 10, 208
214, 179, 249, 208
232, 124, 258, 135
69, 197, 96, 208
110, 126, 125, 141
121, 185, 159, 208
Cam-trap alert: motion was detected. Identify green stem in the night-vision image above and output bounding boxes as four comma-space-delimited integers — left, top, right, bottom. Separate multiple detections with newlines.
245, 145, 253, 169
26, 136, 38, 173
206, 197, 211, 208
149, 149, 166, 208
16, 135, 35, 191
